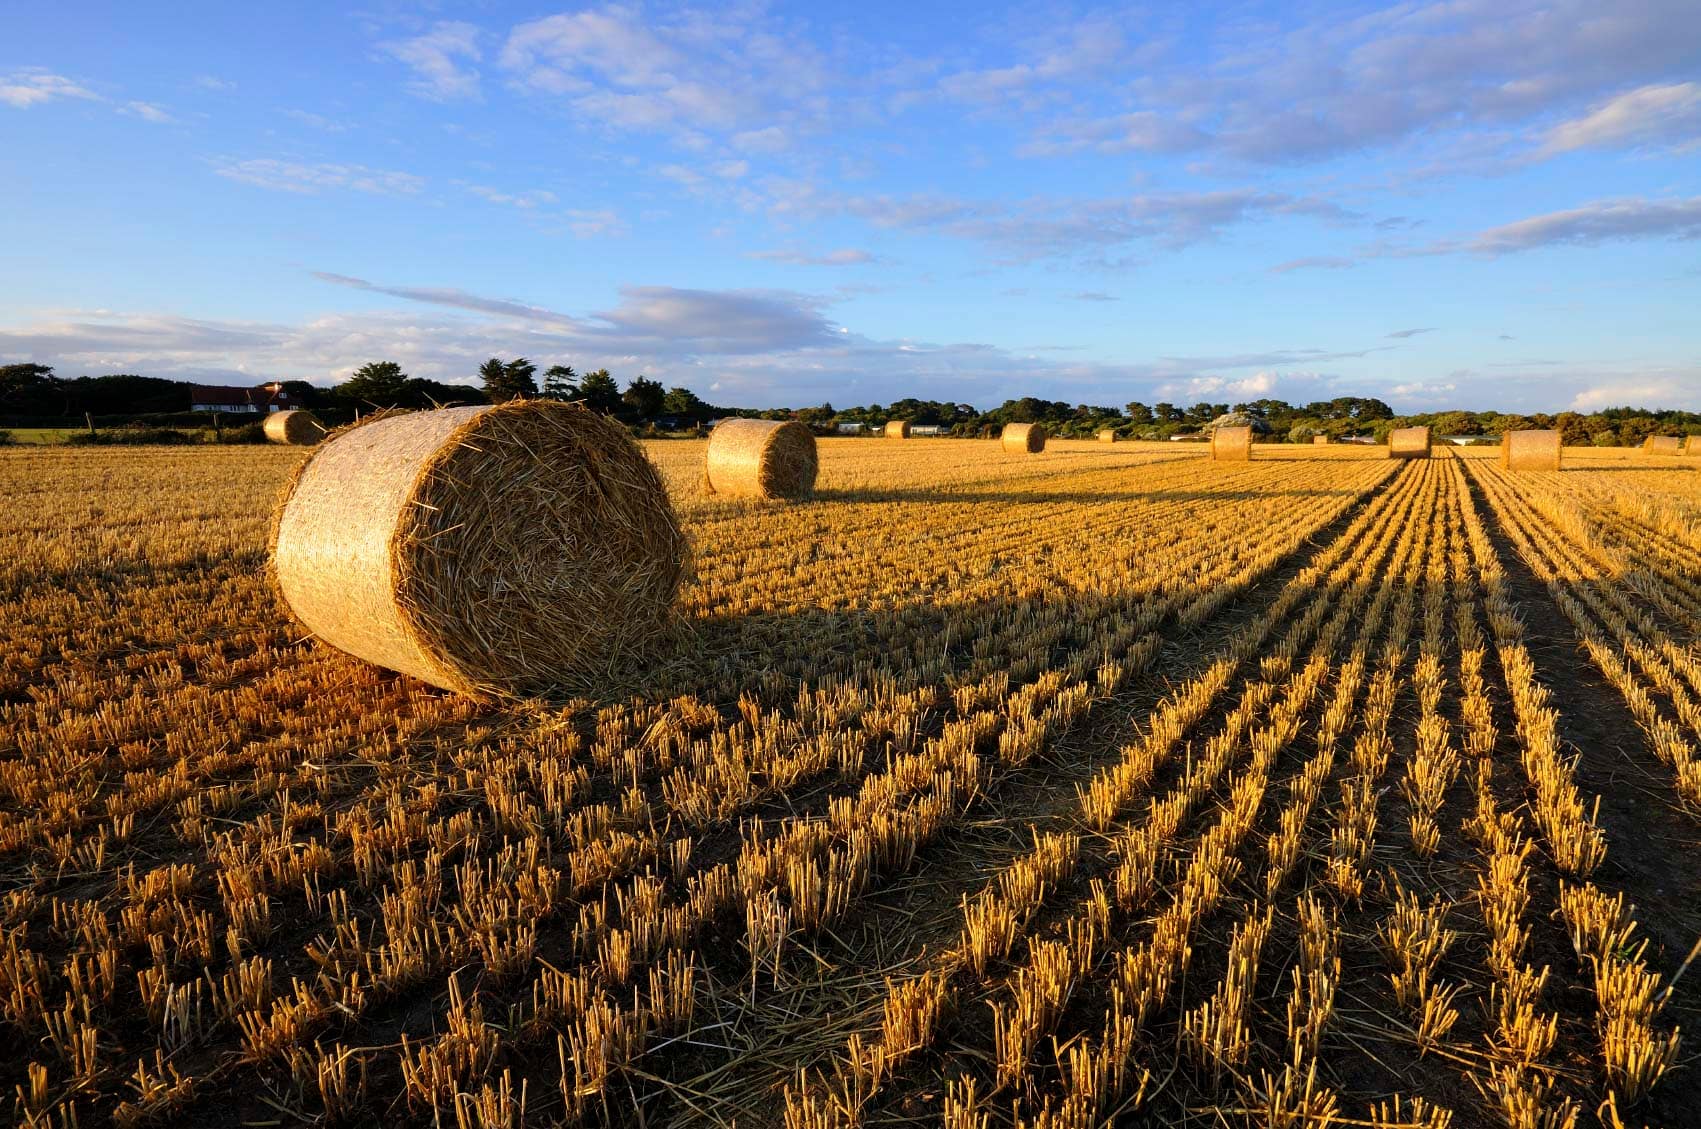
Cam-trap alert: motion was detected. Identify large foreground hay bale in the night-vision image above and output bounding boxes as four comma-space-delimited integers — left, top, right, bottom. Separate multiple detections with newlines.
1645, 435, 1683, 456
1501, 429, 1561, 471
884, 420, 910, 439
270, 401, 686, 698
1211, 425, 1252, 462
1098, 429, 1117, 443
1003, 422, 1046, 453
704, 418, 817, 499
263, 409, 326, 446
1388, 426, 1431, 459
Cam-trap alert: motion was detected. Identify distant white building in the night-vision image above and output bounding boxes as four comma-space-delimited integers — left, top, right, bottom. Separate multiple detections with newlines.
835, 421, 867, 433
910, 424, 946, 436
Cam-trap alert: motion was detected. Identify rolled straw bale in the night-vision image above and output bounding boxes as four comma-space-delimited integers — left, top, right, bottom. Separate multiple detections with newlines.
1687, 436, 1701, 456
884, 420, 911, 439
1644, 435, 1683, 456
270, 400, 686, 698
1312, 434, 1331, 445
1387, 426, 1431, 459
1501, 429, 1561, 471
1003, 422, 1047, 453
1211, 425, 1252, 462
263, 409, 326, 446
1098, 429, 1117, 443
703, 418, 817, 499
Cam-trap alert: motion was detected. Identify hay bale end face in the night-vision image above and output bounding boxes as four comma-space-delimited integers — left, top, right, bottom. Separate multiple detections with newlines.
1098, 429, 1117, 443
884, 420, 911, 439
1312, 434, 1331, 445
1211, 425, 1252, 462
1388, 426, 1431, 459
263, 409, 326, 446
704, 418, 817, 499
1002, 422, 1046, 453
1501, 429, 1562, 471
1645, 435, 1683, 456
270, 401, 686, 699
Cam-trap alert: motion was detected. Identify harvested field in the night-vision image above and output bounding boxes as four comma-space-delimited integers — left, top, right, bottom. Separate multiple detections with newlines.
3, 439, 1699, 1129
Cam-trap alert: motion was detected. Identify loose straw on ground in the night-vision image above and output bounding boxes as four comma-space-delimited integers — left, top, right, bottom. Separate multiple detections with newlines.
1098, 429, 1117, 443
1211, 425, 1252, 462
703, 418, 817, 499
1501, 429, 1562, 471
1003, 422, 1046, 453
270, 400, 686, 698
263, 409, 327, 446
1645, 435, 1683, 456
884, 420, 910, 439
1388, 426, 1431, 459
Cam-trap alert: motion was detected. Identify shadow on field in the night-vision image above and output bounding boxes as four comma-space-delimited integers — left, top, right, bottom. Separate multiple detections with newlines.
811, 485, 1369, 506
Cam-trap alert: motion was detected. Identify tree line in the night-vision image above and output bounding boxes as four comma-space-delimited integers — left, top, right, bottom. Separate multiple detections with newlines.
5, 360, 1701, 444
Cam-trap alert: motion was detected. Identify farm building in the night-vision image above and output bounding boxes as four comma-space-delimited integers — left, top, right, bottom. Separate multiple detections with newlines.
190, 382, 299, 413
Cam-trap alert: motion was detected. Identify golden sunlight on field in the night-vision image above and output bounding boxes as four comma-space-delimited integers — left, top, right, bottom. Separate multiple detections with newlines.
3, 439, 1700, 1128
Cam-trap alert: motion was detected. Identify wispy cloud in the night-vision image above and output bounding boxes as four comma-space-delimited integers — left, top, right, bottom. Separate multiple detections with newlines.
214, 158, 425, 196
747, 248, 878, 266
1072, 291, 1118, 302
1386, 327, 1436, 339
313, 272, 583, 327
466, 184, 559, 209
1471, 196, 1701, 253
121, 100, 172, 123
382, 21, 482, 101
1542, 82, 1701, 154
1, 69, 97, 108
1269, 256, 1356, 274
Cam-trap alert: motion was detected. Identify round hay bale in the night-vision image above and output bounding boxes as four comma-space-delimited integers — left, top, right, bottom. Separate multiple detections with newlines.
1002, 422, 1046, 453
884, 420, 911, 439
703, 418, 817, 499
1501, 429, 1561, 471
263, 409, 326, 446
1687, 436, 1701, 456
1312, 434, 1331, 445
1211, 425, 1252, 462
1098, 429, 1118, 443
1644, 435, 1683, 456
270, 400, 686, 698
1387, 426, 1431, 459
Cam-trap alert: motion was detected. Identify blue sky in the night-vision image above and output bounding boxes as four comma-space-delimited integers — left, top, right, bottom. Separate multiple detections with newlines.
3, 1, 1699, 412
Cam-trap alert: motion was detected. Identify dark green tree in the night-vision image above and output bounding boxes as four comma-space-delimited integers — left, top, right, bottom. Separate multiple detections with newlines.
576, 369, 622, 414
0, 363, 65, 415
337, 361, 410, 407
1124, 401, 1154, 425
480, 357, 538, 402
661, 386, 709, 421
542, 365, 578, 401
622, 376, 666, 419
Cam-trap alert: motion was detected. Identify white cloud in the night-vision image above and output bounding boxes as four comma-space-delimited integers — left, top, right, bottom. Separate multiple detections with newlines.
213, 158, 425, 196
1542, 82, 1701, 153
121, 101, 173, 123
1, 70, 97, 108
382, 21, 482, 101
467, 184, 559, 209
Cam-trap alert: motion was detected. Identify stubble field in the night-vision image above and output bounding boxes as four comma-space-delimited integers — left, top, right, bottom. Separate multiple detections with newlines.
2, 438, 1698, 1129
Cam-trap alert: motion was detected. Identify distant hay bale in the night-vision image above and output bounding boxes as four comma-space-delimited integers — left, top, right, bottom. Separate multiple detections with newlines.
1644, 435, 1683, 456
703, 418, 817, 499
1312, 434, 1331, 445
1211, 425, 1252, 462
884, 420, 910, 439
1003, 422, 1046, 453
270, 400, 686, 699
1388, 426, 1431, 459
1687, 436, 1701, 456
1098, 429, 1117, 443
1501, 429, 1561, 471
263, 409, 326, 446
